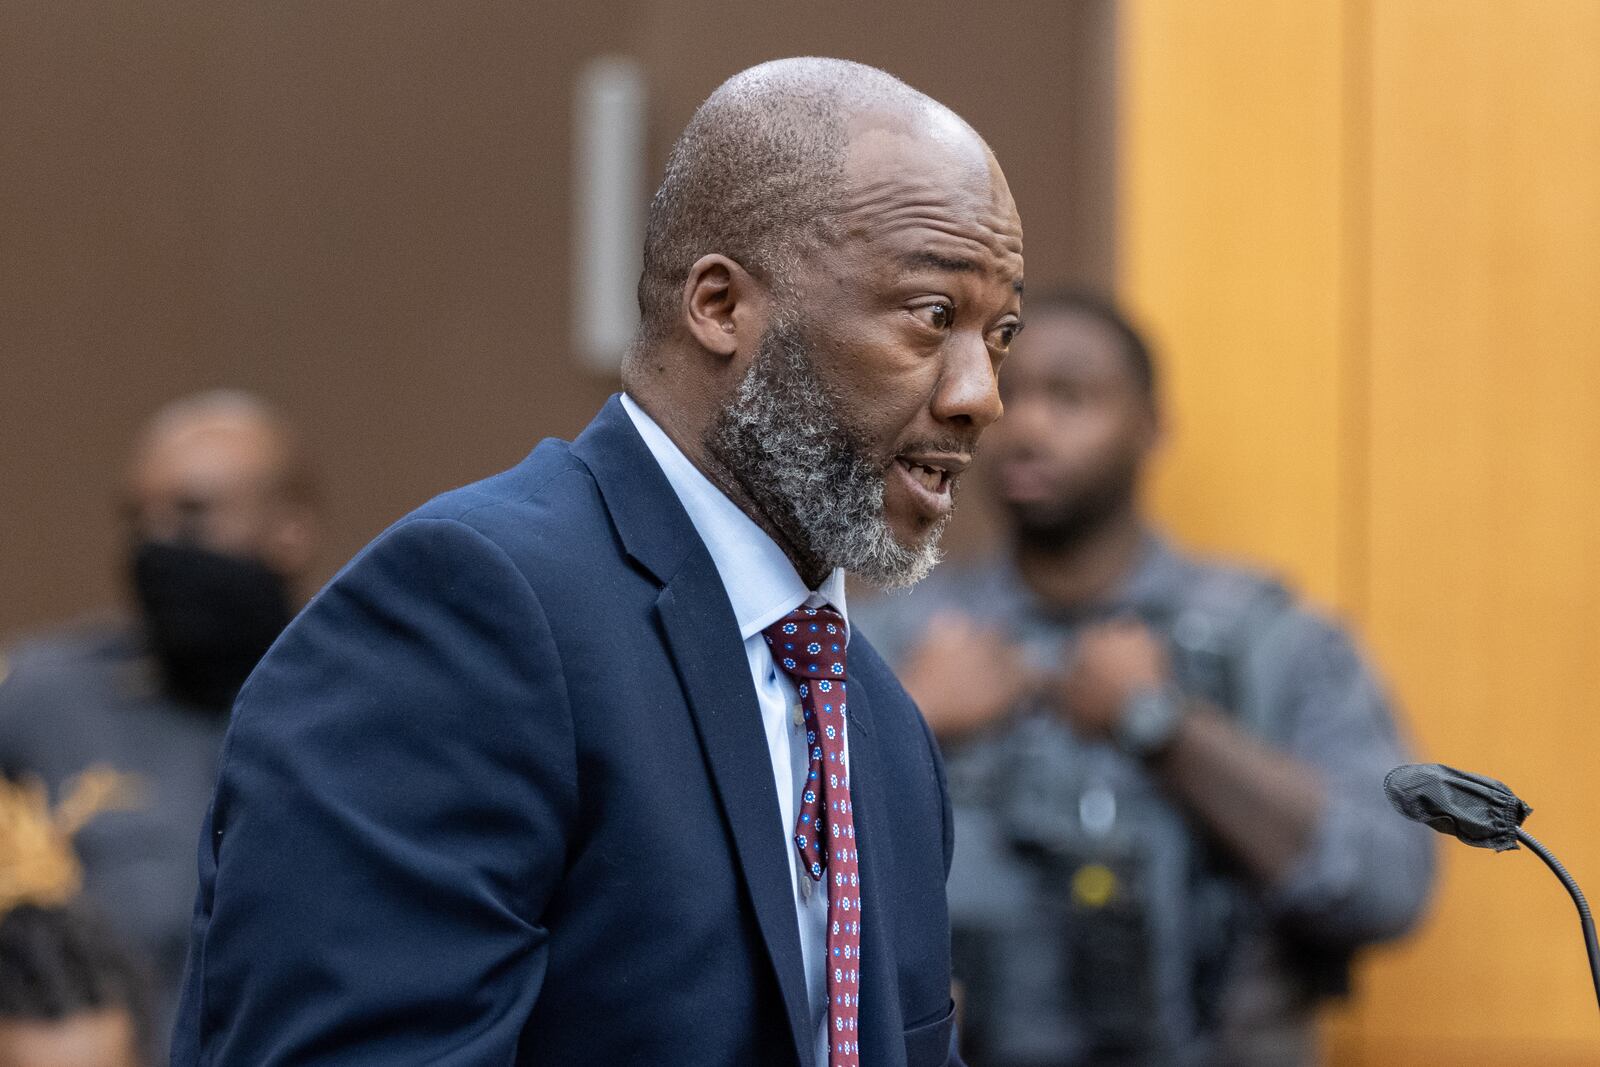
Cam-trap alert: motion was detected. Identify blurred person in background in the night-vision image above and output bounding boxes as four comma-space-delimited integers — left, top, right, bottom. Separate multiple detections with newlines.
0, 770, 154, 1067
0, 390, 318, 1050
855, 292, 1435, 1067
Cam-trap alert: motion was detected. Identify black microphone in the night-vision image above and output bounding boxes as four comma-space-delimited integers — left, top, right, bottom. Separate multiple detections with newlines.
1385, 762, 1600, 1011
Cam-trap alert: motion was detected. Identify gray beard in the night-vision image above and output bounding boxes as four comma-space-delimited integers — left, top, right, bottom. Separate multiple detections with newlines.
707, 313, 946, 590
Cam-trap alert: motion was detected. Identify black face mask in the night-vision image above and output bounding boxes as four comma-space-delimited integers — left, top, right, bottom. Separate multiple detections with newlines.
129, 539, 295, 712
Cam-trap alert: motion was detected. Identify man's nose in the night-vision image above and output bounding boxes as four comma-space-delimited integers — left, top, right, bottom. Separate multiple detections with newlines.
930, 332, 1003, 432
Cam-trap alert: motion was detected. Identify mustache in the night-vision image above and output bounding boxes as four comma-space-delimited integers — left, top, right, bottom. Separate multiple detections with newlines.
884, 436, 981, 465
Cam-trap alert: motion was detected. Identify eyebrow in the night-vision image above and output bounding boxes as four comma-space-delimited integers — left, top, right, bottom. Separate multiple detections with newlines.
900, 250, 980, 274
899, 251, 1025, 294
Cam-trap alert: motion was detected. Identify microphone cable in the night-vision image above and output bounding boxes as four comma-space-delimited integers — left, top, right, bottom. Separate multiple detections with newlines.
1386, 762, 1600, 1013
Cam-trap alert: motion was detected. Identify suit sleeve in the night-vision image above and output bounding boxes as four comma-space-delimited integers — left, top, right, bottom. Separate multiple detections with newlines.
173, 517, 578, 1066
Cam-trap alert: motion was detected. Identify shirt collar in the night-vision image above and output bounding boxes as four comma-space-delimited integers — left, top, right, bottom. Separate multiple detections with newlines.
621, 393, 849, 642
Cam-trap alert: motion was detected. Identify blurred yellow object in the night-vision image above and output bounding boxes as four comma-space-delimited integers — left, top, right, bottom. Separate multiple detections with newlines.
1071, 863, 1118, 909
0, 766, 143, 918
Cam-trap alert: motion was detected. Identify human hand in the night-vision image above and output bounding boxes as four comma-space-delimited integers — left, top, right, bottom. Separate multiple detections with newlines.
899, 611, 1037, 742
1057, 618, 1172, 740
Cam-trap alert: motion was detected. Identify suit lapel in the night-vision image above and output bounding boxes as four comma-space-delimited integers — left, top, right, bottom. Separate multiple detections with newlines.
841, 680, 909, 1067
572, 396, 811, 1067
657, 579, 813, 1067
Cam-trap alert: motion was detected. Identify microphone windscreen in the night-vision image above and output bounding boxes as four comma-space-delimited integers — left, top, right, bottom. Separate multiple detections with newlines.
1384, 762, 1532, 851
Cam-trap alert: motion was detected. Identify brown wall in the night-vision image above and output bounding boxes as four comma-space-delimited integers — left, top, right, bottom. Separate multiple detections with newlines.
0, 0, 1115, 641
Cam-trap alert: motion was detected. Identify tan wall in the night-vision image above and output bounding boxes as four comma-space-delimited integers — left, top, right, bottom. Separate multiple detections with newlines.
0, 0, 1116, 641
1120, 1, 1600, 1061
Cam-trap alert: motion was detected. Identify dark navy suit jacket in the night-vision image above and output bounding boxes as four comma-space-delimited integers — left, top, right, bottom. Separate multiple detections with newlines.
172, 397, 962, 1065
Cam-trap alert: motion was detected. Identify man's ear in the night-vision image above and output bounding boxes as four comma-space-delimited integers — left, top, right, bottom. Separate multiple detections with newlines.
681, 254, 769, 363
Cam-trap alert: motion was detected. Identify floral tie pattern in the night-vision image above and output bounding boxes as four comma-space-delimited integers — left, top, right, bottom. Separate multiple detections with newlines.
762, 605, 861, 1067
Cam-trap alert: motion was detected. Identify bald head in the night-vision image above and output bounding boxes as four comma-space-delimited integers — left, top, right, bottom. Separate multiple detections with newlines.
125, 390, 319, 580
622, 58, 1022, 590
635, 57, 986, 348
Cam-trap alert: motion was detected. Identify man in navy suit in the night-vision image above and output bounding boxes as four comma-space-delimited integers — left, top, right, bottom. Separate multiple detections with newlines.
172, 57, 1024, 1066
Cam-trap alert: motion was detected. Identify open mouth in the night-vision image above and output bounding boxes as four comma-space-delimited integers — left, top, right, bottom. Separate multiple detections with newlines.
897, 458, 952, 495
890, 452, 969, 522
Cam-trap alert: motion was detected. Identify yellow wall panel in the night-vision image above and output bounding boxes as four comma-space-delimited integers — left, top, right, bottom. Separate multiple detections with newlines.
1118, 0, 1352, 607
1121, 0, 1600, 1061
1352, 1, 1600, 1059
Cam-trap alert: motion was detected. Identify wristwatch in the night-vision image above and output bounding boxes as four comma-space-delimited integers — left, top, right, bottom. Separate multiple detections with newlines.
1114, 685, 1187, 760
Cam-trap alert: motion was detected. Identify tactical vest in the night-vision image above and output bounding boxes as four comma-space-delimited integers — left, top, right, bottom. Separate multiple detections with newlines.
944, 563, 1342, 1067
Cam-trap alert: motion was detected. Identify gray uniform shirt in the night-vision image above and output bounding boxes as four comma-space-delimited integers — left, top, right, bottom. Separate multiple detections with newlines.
854, 534, 1435, 1067
0, 620, 230, 1055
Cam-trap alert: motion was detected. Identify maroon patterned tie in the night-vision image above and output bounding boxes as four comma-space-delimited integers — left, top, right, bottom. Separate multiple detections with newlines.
761, 605, 861, 1067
